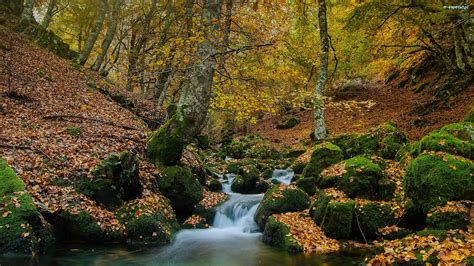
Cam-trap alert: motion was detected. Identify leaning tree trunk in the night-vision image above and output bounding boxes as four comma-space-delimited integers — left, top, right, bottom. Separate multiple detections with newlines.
146, 0, 222, 167
41, 0, 57, 29
91, 0, 123, 71
20, 0, 35, 25
313, 0, 329, 141
76, 0, 107, 65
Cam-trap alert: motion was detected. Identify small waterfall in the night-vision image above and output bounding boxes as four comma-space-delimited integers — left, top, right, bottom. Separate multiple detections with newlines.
270, 169, 294, 185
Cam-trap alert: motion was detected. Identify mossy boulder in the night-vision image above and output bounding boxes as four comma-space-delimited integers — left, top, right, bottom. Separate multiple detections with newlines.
78, 151, 142, 210
302, 142, 344, 178
157, 166, 204, 216
208, 178, 222, 192
290, 161, 307, 175
315, 200, 354, 240
404, 153, 474, 212
115, 197, 179, 245
320, 156, 394, 200
276, 117, 300, 130
412, 132, 473, 159
51, 211, 122, 243
224, 134, 279, 159
352, 202, 396, 239
230, 164, 261, 194
254, 185, 310, 229
330, 123, 406, 159
426, 203, 470, 230
295, 177, 317, 196
440, 122, 473, 141
0, 159, 55, 254
262, 215, 303, 253
146, 115, 186, 166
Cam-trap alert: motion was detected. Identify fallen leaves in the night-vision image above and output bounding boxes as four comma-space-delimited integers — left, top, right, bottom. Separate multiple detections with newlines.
199, 190, 228, 210
274, 211, 340, 254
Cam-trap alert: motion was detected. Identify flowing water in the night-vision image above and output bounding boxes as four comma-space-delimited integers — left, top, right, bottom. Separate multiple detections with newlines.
0, 169, 363, 266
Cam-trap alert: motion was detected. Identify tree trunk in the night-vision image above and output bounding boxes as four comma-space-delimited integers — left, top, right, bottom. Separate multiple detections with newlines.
91, 0, 123, 71
314, 0, 329, 141
41, 0, 57, 29
76, 0, 108, 65
20, 0, 35, 25
146, 0, 222, 166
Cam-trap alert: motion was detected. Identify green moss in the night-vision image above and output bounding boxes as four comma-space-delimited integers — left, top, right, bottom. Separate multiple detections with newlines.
195, 135, 210, 149
319, 200, 355, 240
331, 133, 379, 159
146, 115, 186, 166
126, 214, 177, 244
262, 215, 303, 253
55, 211, 122, 243
224, 134, 279, 159
66, 126, 82, 136
158, 166, 203, 215
208, 178, 222, 192
254, 185, 310, 229
295, 177, 316, 196
0, 159, 54, 254
303, 142, 344, 178
276, 117, 300, 129
230, 165, 260, 194
320, 156, 390, 200
413, 132, 473, 159
427, 208, 469, 230
439, 122, 473, 141
404, 153, 474, 212
291, 162, 307, 175
0, 159, 25, 195
353, 202, 395, 239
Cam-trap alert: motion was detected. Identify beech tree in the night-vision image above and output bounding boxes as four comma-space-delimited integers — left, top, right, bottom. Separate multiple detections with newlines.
20, 0, 35, 25
314, 0, 329, 141
41, 0, 57, 29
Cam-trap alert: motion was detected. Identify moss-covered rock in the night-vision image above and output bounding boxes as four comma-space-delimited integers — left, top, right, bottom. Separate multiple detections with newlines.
426, 202, 470, 230
276, 117, 300, 130
0, 159, 54, 255
320, 156, 394, 200
77, 151, 142, 210
115, 195, 179, 245
302, 142, 344, 178
262, 215, 304, 253
224, 134, 279, 159
157, 166, 203, 216
52, 211, 122, 243
330, 123, 406, 159
412, 132, 473, 159
291, 161, 307, 175
404, 153, 474, 212
295, 177, 316, 196
317, 200, 354, 240
254, 185, 310, 229
439, 122, 473, 141
146, 115, 186, 166
208, 178, 222, 192
230, 164, 261, 194
353, 201, 396, 239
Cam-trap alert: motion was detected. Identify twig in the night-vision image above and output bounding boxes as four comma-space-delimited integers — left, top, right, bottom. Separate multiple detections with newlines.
328, 33, 338, 81
42, 114, 141, 131
354, 208, 368, 244
0, 143, 50, 160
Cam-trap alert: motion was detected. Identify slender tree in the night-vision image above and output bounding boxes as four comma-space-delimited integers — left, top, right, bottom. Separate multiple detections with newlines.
91, 0, 124, 71
20, 0, 35, 25
76, 0, 108, 65
41, 0, 57, 29
313, 0, 329, 141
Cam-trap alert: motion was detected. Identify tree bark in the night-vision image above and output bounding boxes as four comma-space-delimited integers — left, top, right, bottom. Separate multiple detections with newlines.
91, 0, 123, 71
20, 0, 35, 25
314, 0, 329, 141
41, 0, 57, 29
146, 0, 222, 166
76, 0, 108, 65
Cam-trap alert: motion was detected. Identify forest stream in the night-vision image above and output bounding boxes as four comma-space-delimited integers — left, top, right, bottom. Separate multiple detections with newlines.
0, 169, 363, 266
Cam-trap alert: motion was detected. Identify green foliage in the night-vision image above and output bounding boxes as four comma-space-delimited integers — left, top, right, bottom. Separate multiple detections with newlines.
427, 208, 470, 230
158, 166, 203, 215
66, 126, 82, 136
384, 71, 399, 84
404, 153, 474, 212
439, 122, 473, 141
262, 215, 303, 253
303, 142, 344, 178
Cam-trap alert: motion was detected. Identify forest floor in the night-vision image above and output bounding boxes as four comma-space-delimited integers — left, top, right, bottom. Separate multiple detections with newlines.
249, 79, 473, 149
